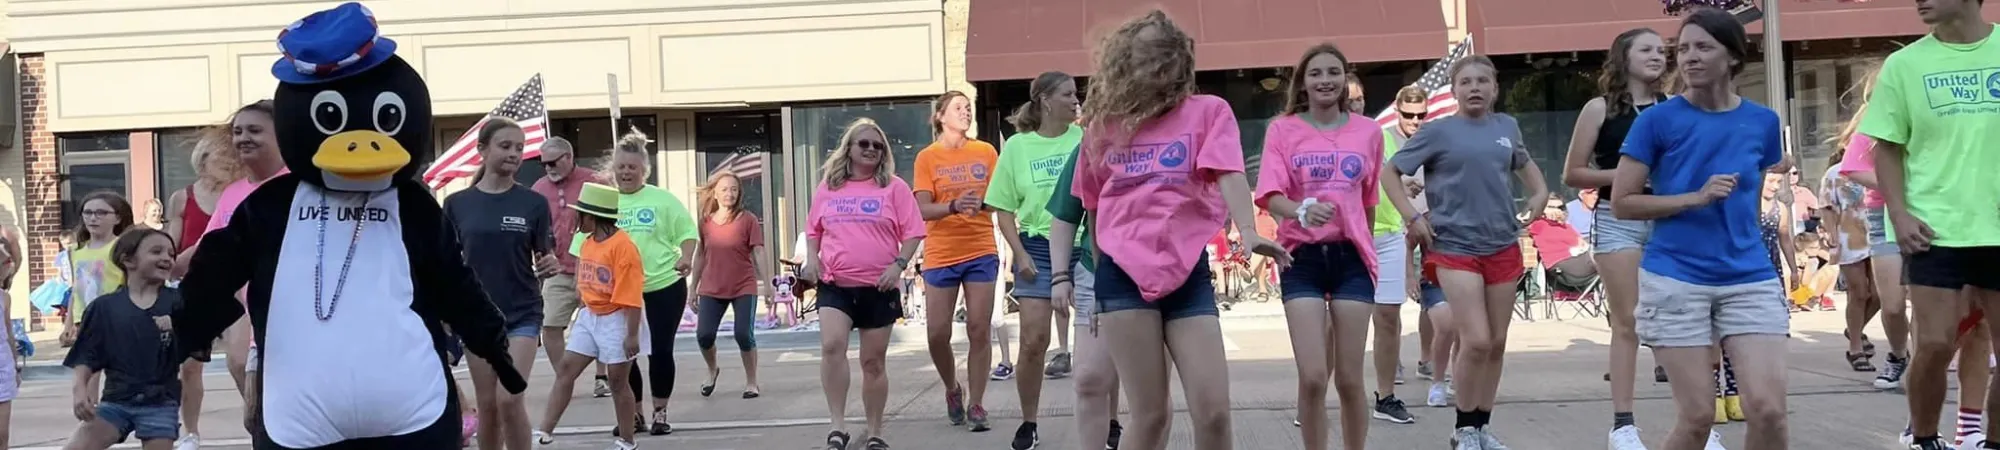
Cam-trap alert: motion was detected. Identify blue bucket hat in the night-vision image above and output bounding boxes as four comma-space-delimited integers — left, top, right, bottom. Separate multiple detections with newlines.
270, 2, 398, 84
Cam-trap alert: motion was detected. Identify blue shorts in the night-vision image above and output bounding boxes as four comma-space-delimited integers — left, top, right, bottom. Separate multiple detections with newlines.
97, 401, 180, 443
505, 313, 543, 339
1094, 250, 1219, 321
1012, 234, 1083, 300
1419, 282, 1446, 310
1279, 241, 1376, 303
922, 254, 1000, 288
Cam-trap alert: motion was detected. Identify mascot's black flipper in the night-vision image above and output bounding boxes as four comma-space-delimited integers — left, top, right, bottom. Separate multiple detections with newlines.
179, 3, 523, 448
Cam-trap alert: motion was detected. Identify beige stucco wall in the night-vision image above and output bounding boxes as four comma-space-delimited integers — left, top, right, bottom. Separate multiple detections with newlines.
8, 0, 949, 133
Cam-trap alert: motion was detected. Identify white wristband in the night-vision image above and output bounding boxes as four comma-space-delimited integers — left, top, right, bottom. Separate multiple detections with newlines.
1296, 198, 1318, 224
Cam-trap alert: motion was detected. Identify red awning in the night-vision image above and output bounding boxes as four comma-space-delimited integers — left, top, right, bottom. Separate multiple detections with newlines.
967, 0, 1450, 81
1476, 0, 2000, 55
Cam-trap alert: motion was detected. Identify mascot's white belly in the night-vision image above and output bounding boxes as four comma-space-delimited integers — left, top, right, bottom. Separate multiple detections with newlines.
264, 183, 445, 449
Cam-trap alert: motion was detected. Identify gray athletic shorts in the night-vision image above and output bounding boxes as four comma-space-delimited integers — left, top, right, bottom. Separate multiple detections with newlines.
1591, 202, 1652, 254
1071, 262, 1099, 328
1635, 269, 1791, 348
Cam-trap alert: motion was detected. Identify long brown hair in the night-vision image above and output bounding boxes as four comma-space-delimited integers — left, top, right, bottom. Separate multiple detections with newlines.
932, 91, 970, 137
822, 118, 896, 190
469, 117, 524, 185
1006, 71, 1075, 133
1279, 42, 1352, 117
698, 170, 748, 220
71, 190, 134, 249
1081, 9, 1196, 162
1598, 28, 1666, 118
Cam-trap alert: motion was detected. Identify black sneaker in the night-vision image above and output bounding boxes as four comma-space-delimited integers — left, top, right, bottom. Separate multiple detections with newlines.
1372, 393, 1416, 424
1908, 436, 1950, 449
1877, 353, 1909, 390
1106, 420, 1123, 450
1654, 365, 1669, 383
866, 437, 891, 450
1011, 422, 1040, 449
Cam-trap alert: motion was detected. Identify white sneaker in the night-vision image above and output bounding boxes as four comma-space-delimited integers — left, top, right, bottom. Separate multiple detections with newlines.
175, 434, 201, 450
1608, 425, 1647, 450
1704, 429, 1728, 450
1959, 432, 1987, 450
608, 438, 638, 450
1427, 382, 1451, 407
534, 430, 556, 447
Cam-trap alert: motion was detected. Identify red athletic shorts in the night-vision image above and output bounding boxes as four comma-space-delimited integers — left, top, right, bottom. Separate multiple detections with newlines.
1422, 244, 1527, 286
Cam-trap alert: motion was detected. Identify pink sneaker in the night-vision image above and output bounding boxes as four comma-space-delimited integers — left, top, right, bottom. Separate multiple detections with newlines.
460, 414, 478, 447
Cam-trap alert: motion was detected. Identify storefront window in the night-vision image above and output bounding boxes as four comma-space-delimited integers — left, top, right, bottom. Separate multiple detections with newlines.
1497, 58, 1599, 200
697, 111, 780, 221
1788, 57, 1883, 183
157, 129, 202, 198
59, 132, 132, 229
789, 100, 933, 183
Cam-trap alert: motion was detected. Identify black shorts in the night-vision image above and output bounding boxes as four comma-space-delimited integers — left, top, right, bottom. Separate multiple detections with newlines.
1904, 245, 2000, 292
816, 284, 905, 330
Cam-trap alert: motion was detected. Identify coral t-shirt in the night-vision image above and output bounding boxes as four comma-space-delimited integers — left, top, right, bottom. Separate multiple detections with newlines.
577, 230, 645, 315
912, 140, 1000, 267
1073, 95, 1245, 301
1253, 114, 1383, 278
695, 212, 764, 298
807, 177, 928, 287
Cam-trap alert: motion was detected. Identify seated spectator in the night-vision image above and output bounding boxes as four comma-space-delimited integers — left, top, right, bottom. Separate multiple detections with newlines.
1566, 190, 1597, 241
1528, 197, 1595, 287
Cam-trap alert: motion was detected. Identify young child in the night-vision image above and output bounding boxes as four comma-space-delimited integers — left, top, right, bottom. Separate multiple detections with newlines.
60, 228, 183, 450
533, 182, 648, 450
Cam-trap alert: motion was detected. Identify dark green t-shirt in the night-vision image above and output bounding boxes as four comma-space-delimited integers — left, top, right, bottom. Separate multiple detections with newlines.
1044, 148, 1096, 272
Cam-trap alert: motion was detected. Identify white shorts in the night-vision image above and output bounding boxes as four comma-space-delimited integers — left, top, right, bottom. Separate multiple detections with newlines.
1373, 232, 1409, 305
565, 308, 652, 364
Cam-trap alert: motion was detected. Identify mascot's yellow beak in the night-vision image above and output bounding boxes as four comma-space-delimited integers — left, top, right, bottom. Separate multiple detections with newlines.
312, 130, 411, 180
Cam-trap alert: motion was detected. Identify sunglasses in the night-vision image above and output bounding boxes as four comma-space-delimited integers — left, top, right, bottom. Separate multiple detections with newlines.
540, 152, 570, 165
1399, 110, 1427, 120
853, 140, 887, 151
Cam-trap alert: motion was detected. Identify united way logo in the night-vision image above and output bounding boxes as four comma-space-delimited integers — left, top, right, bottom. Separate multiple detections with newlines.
860, 199, 882, 214
1339, 155, 1364, 179
1986, 71, 2000, 99
1160, 141, 1189, 168
594, 266, 613, 284
635, 208, 656, 224
970, 163, 989, 181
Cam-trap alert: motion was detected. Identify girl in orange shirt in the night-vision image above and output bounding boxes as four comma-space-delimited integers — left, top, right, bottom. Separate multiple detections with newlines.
532, 183, 648, 450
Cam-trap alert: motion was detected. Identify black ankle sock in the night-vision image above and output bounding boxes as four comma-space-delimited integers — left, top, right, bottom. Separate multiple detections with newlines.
1455, 410, 1476, 428
1613, 412, 1635, 428
596, 374, 608, 381
1476, 410, 1493, 428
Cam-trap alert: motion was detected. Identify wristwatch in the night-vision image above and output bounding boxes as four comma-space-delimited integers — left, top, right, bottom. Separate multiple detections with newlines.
1296, 198, 1319, 224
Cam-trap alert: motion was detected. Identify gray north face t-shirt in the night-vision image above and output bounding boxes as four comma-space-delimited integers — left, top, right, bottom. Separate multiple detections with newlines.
1389, 114, 1531, 256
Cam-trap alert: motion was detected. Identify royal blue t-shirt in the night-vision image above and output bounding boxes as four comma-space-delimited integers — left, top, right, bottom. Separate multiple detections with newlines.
1620, 96, 1784, 286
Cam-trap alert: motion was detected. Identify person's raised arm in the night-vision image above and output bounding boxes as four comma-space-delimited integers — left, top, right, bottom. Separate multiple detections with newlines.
1609, 158, 1715, 220
1562, 98, 1615, 189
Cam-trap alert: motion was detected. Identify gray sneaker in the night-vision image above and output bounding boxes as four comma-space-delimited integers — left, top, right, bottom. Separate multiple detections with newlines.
1417, 361, 1435, 381
1479, 428, 1511, 450
1046, 352, 1073, 379
1451, 427, 1482, 450
593, 377, 611, 398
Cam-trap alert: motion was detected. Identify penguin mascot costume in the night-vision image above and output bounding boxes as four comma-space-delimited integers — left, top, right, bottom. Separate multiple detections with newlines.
175, 3, 527, 449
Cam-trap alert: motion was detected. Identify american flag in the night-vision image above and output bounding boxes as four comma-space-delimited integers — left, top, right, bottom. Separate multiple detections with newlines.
422, 74, 549, 190
1374, 37, 1474, 130
710, 149, 764, 179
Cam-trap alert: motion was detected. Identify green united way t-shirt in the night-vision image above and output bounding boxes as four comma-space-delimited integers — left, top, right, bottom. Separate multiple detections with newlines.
1859, 27, 2000, 247
987, 125, 1085, 240
617, 185, 700, 291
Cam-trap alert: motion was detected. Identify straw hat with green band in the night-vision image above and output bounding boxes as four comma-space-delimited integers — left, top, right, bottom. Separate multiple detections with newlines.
572, 182, 621, 219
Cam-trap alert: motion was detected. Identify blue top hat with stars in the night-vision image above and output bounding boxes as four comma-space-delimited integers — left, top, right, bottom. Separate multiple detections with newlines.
270, 2, 398, 84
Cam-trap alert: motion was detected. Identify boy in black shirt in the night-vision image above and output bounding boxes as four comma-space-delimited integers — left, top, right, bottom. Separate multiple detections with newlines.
62, 228, 183, 450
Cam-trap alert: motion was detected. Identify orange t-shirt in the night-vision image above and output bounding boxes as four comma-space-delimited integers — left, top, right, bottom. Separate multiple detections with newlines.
577, 230, 646, 315
913, 140, 1000, 267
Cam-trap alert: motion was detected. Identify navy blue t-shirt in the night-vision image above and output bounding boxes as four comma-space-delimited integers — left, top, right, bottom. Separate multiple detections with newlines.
1620, 96, 1784, 286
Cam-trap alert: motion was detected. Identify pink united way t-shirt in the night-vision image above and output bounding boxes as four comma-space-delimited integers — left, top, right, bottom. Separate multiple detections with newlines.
806, 176, 928, 288
203, 168, 293, 236
1254, 114, 1383, 279
1836, 134, 1886, 208
1072, 95, 1245, 302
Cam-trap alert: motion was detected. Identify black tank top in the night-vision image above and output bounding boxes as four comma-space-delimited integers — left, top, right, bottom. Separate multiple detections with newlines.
1591, 94, 1668, 199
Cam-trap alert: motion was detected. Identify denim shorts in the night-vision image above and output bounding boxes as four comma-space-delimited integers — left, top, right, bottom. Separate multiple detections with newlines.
1591, 202, 1652, 254
1865, 207, 1902, 257
98, 401, 180, 442
1070, 262, 1100, 328
1013, 234, 1084, 300
1635, 269, 1790, 348
1418, 282, 1446, 310
1279, 241, 1376, 303
921, 254, 1001, 288
1094, 250, 1219, 321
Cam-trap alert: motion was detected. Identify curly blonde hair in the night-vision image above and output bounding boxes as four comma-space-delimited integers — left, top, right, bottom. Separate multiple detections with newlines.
821, 118, 895, 190
192, 126, 247, 190
1081, 10, 1195, 160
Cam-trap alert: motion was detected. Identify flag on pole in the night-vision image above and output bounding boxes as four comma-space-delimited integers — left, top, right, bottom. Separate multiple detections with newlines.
710, 151, 764, 179
422, 74, 549, 190
1375, 37, 1474, 130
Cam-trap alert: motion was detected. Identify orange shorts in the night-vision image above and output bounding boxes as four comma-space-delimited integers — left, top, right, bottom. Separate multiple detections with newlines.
1423, 244, 1527, 286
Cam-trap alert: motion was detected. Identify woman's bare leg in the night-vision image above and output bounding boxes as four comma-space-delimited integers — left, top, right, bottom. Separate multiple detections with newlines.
1016, 297, 1055, 422
1284, 299, 1334, 450
1656, 346, 1722, 450
1596, 250, 1644, 415
1330, 301, 1375, 450
1101, 310, 1171, 450
179, 360, 204, 439
1165, 315, 1233, 450
1722, 334, 1790, 449
923, 285, 963, 400
223, 319, 252, 397
820, 309, 857, 435
1872, 253, 1911, 361
536, 352, 596, 434
1477, 280, 1517, 409
1074, 320, 1122, 450
1439, 269, 1493, 414
859, 325, 894, 439
499, 336, 538, 449
964, 281, 999, 407
1842, 262, 1877, 355
1429, 304, 1457, 386
60, 418, 122, 450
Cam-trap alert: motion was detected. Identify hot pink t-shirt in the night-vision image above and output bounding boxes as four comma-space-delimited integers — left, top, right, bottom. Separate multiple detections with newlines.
806, 177, 927, 288
203, 168, 292, 236
1837, 134, 1886, 208
1254, 114, 1383, 279
1073, 95, 1245, 301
